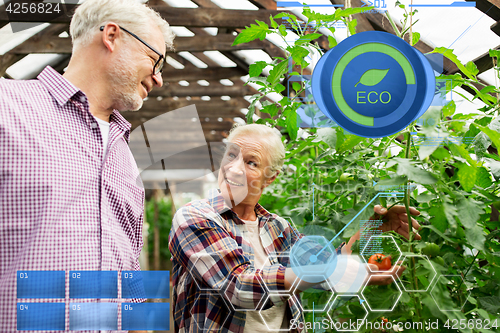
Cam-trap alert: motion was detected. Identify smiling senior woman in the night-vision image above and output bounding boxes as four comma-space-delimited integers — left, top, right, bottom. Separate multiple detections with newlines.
168, 124, 421, 333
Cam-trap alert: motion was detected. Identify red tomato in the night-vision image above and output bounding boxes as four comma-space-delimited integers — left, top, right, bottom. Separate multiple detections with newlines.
368, 254, 392, 270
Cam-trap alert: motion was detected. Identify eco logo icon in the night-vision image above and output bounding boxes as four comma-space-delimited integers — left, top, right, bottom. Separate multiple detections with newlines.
311, 31, 436, 138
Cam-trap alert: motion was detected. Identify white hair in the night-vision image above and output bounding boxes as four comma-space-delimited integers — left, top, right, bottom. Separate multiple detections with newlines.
70, 0, 175, 51
227, 124, 285, 175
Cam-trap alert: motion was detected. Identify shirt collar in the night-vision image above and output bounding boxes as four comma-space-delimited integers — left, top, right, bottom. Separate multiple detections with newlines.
208, 189, 273, 223
37, 66, 80, 106
110, 110, 132, 142
37, 66, 132, 141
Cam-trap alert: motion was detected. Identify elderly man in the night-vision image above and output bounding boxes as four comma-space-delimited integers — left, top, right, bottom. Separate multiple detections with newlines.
0, 0, 173, 331
169, 124, 421, 333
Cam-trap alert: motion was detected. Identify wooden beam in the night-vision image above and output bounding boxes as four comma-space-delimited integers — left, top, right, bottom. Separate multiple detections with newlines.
7, 34, 273, 54
140, 96, 249, 111
0, 23, 68, 76
162, 67, 246, 81
466, 0, 500, 21
127, 107, 245, 120
0, 7, 281, 27
248, 0, 278, 10
447, 45, 500, 76
128, 127, 226, 142
0, 1, 12, 29
149, 82, 251, 97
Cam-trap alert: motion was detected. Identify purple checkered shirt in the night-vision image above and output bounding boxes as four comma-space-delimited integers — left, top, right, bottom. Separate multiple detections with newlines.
0, 66, 145, 332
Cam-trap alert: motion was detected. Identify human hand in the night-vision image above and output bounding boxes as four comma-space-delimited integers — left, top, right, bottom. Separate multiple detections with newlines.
373, 205, 421, 240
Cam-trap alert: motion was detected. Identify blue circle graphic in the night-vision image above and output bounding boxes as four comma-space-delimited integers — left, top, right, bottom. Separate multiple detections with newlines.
311, 31, 436, 138
342, 52, 407, 118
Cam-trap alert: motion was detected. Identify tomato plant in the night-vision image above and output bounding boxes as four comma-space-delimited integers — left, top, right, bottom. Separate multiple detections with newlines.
233, 1, 500, 332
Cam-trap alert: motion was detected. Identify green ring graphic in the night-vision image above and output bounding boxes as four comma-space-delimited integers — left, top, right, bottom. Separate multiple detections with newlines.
332, 43, 416, 126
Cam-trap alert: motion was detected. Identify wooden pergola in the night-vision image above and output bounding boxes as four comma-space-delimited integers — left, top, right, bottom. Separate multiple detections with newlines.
0, 0, 498, 188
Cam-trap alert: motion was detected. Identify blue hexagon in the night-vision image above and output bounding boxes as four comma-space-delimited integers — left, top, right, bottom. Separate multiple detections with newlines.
290, 235, 338, 284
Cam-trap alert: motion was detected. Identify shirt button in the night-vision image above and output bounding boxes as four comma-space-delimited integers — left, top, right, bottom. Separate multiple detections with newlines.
91, 123, 98, 129
80, 96, 86, 103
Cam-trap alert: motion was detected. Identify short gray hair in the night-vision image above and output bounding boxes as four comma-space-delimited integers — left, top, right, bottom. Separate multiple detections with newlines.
70, 0, 175, 51
227, 124, 285, 175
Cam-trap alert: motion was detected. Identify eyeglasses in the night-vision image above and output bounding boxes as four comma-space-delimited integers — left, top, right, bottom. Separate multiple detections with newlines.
99, 25, 165, 75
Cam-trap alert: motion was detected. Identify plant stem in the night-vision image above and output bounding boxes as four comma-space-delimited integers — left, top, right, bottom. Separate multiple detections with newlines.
385, 12, 401, 38
454, 251, 480, 293
404, 131, 423, 326
409, 0, 413, 45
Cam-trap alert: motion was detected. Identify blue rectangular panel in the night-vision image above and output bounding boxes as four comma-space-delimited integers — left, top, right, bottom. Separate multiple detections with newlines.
69, 303, 118, 330
17, 271, 65, 299
17, 303, 65, 331
122, 303, 170, 330
69, 271, 117, 298
122, 271, 169, 299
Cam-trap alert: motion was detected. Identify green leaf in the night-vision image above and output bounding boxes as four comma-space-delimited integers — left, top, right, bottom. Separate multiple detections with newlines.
354, 68, 390, 87
336, 6, 374, 18
267, 60, 288, 86
429, 205, 448, 233
411, 32, 420, 45
286, 111, 299, 140
249, 61, 268, 77
292, 82, 301, 92
430, 47, 475, 80
457, 197, 484, 229
489, 49, 500, 59
328, 35, 337, 48
442, 100, 456, 118
418, 141, 439, 160
476, 167, 493, 188
466, 225, 486, 251
314, 128, 337, 148
421, 225, 456, 243
347, 19, 357, 36
278, 24, 288, 37
443, 200, 458, 229
232, 21, 270, 45
336, 135, 363, 154
465, 61, 479, 78
288, 46, 310, 68
275, 83, 285, 93
473, 123, 500, 150
457, 164, 477, 192
394, 158, 438, 184
262, 103, 279, 117
269, 15, 278, 29
431, 147, 451, 161
246, 94, 262, 124
295, 33, 323, 45
449, 144, 476, 166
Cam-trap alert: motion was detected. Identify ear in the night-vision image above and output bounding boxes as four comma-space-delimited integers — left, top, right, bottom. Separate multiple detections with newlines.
264, 169, 280, 188
100, 23, 120, 52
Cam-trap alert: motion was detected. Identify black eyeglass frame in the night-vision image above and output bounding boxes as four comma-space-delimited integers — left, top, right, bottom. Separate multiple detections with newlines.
99, 25, 165, 75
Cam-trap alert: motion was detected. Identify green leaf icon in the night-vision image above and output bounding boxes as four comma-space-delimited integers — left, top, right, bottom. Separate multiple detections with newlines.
354, 68, 390, 87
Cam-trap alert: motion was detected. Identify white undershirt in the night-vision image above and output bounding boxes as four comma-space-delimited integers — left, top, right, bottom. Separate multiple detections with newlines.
94, 117, 110, 158
240, 217, 287, 332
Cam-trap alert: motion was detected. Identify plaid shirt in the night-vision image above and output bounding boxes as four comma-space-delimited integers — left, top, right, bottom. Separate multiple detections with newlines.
169, 190, 343, 333
0, 67, 145, 332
